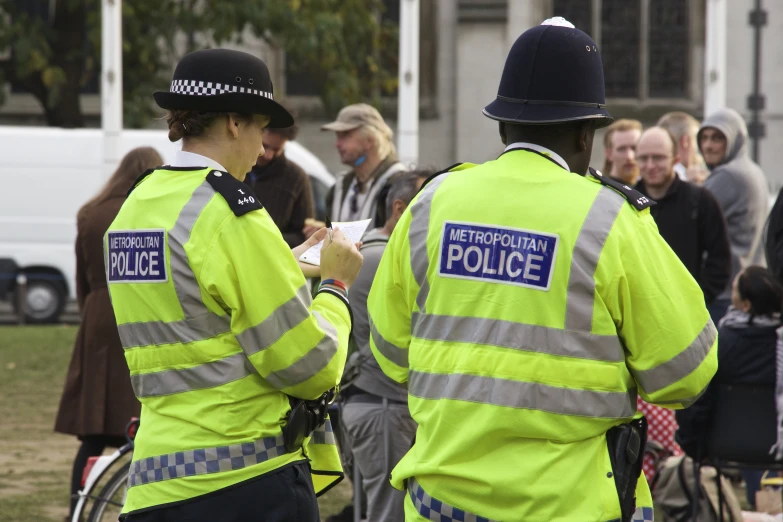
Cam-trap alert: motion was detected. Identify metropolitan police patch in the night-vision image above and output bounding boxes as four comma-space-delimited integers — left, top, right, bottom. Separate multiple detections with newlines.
106, 230, 168, 283
438, 221, 558, 290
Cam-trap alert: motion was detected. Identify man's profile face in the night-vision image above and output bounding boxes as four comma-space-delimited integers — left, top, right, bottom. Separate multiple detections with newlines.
699, 127, 727, 168
335, 128, 371, 167
256, 130, 287, 168
606, 129, 641, 183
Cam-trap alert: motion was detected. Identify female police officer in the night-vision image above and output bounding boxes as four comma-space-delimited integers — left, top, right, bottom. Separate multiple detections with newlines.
106, 49, 363, 522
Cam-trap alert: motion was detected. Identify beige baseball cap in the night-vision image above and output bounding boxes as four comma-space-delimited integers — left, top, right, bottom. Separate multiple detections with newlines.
321, 103, 392, 136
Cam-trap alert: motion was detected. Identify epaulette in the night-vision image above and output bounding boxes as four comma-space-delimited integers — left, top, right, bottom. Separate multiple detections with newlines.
127, 168, 156, 197
587, 168, 655, 211
417, 162, 479, 193
206, 170, 264, 216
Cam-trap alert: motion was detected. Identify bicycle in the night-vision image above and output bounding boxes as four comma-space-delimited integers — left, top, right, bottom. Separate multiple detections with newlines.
71, 418, 138, 522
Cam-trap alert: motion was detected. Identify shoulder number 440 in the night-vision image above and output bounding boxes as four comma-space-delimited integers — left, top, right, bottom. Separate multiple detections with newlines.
237, 196, 256, 205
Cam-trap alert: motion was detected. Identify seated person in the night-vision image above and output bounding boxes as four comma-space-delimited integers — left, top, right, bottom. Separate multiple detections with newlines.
637, 397, 682, 482
676, 265, 782, 506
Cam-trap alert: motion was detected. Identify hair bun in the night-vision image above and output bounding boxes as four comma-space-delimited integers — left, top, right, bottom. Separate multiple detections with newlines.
168, 121, 185, 142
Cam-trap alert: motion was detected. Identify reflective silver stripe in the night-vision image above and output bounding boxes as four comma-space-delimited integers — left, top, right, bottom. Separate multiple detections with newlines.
409, 174, 450, 313
311, 419, 336, 445
565, 187, 625, 332
370, 316, 409, 367
236, 285, 313, 356
633, 320, 716, 394
131, 352, 255, 398
169, 181, 216, 318
118, 313, 231, 348
265, 311, 339, 389
118, 180, 231, 349
409, 478, 496, 522
412, 312, 624, 362
127, 434, 287, 488
408, 370, 636, 418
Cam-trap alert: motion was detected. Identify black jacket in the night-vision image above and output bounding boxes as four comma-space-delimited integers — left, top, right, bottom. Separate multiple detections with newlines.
675, 314, 779, 458
765, 185, 783, 283
636, 175, 731, 304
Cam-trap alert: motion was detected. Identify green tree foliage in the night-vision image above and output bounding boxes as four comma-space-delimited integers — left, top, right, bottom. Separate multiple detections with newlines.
0, 0, 398, 128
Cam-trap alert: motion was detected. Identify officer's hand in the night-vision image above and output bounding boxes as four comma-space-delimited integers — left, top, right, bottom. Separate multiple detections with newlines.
320, 228, 363, 289
292, 228, 328, 278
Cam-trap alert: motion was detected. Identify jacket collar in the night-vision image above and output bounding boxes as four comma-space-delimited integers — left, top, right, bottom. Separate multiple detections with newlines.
502, 142, 570, 172
636, 172, 681, 201
172, 150, 227, 172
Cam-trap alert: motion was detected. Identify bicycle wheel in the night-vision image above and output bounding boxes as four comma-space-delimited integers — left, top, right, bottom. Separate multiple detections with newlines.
87, 461, 130, 522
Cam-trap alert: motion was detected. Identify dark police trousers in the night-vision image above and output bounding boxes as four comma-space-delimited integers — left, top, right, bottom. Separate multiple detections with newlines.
124, 462, 319, 522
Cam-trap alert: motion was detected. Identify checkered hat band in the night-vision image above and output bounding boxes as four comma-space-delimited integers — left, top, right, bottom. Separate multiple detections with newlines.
126, 434, 287, 489
408, 478, 496, 522
170, 79, 274, 99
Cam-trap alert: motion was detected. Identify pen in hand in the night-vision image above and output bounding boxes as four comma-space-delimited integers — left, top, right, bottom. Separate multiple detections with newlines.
325, 215, 333, 242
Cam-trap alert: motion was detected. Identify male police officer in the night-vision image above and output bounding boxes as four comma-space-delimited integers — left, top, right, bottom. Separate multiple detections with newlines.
367, 18, 717, 522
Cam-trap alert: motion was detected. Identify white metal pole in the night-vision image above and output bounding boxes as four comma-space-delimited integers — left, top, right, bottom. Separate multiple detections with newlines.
397, 0, 419, 166
704, 0, 727, 118
102, 0, 123, 178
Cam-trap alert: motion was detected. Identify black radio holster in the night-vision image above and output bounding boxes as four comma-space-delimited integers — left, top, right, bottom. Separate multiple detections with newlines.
282, 388, 336, 453
606, 416, 648, 522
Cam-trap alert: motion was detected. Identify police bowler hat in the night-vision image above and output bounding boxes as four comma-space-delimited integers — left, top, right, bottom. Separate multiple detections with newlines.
483, 17, 613, 127
154, 49, 294, 128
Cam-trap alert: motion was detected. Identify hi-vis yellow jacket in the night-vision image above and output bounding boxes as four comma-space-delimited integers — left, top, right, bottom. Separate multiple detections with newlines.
106, 167, 348, 516
367, 147, 718, 522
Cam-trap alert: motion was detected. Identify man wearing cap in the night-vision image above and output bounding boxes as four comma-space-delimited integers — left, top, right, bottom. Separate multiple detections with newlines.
316, 104, 407, 230
367, 17, 716, 522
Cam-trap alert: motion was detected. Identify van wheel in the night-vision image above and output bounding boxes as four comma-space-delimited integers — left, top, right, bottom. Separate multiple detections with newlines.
13, 277, 66, 324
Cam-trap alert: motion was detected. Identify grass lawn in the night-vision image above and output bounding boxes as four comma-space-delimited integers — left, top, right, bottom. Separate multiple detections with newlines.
0, 326, 351, 522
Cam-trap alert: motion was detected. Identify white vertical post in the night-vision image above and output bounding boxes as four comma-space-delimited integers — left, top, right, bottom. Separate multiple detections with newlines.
102, 0, 123, 178
704, 0, 727, 117
397, 0, 419, 166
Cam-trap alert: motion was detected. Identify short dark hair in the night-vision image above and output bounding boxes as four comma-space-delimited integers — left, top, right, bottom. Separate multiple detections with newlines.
384, 169, 432, 220
165, 110, 252, 142
737, 266, 783, 317
266, 102, 299, 140
266, 121, 299, 141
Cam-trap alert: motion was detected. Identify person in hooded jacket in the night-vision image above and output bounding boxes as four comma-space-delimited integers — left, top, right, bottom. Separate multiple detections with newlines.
676, 265, 782, 508
699, 108, 769, 323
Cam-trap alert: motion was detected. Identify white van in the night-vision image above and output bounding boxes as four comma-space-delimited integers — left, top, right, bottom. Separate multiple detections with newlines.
0, 126, 333, 323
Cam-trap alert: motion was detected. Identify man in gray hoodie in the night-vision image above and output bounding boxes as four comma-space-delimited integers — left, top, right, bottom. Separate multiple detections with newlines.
699, 108, 769, 322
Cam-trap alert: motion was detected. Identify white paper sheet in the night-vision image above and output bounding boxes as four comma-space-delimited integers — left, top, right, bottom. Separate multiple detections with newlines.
298, 219, 373, 266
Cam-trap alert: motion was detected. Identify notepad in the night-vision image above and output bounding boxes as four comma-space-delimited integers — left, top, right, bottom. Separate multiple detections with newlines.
298, 219, 373, 266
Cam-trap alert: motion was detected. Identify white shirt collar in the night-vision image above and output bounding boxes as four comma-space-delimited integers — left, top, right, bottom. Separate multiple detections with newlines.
171, 150, 227, 172
503, 142, 570, 172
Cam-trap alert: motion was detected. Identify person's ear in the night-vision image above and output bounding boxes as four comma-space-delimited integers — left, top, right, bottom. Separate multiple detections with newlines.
227, 114, 240, 139
393, 199, 408, 219
577, 121, 593, 152
499, 122, 508, 145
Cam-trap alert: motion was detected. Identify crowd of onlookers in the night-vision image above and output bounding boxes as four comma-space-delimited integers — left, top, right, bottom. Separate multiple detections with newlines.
603, 107, 783, 513
55, 100, 783, 519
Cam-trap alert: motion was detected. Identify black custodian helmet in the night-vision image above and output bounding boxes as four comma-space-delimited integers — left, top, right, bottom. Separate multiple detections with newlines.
483, 17, 613, 128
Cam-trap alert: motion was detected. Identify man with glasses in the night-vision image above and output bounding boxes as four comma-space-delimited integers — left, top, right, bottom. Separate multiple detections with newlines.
636, 126, 731, 307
